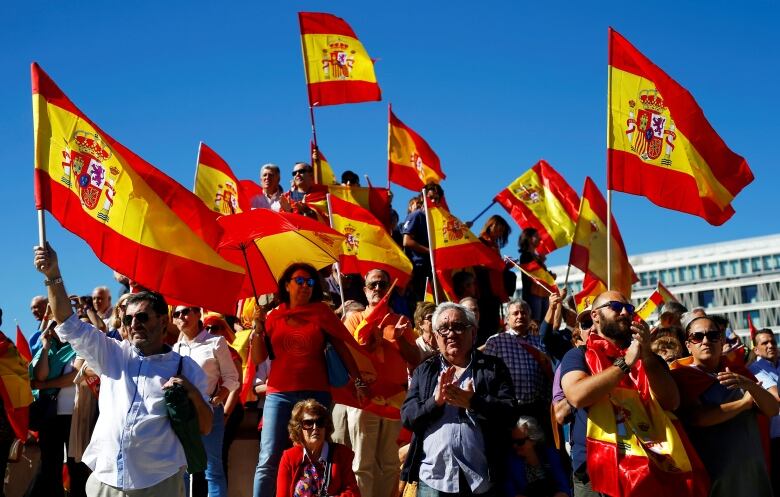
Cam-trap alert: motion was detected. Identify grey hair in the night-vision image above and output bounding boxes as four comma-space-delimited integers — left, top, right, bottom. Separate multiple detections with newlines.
431, 302, 477, 332
507, 299, 530, 312
261, 163, 280, 175
93, 286, 111, 296
516, 415, 545, 443
459, 296, 478, 307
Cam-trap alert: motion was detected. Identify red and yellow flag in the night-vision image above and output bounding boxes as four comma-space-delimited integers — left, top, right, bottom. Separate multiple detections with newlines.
575, 274, 608, 314
15, 325, 32, 364
636, 281, 680, 321
388, 106, 445, 192
424, 278, 435, 303
351, 279, 397, 345
426, 199, 503, 272
519, 260, 558, 295
299, 12, 381, 107
194, 142, 253, 215
0, 338, 33, 441
657, 281, 678, 304
569, 178, 637, 297
495, 160, 580, 255
607, 28, 753, 226
328, 184, 392, 228
329, 195, 412, 288
310, 142, 338, 185
32, 63, 245, 314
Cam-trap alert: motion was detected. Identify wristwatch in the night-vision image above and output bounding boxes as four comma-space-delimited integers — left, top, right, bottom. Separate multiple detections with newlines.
613, 357, 631, 375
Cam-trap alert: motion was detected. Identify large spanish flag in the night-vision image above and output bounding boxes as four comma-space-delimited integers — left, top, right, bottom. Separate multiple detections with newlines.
426, 199, 503, 272
495, 160, 580, 255
194, 142, 252, 215
0, 337, 33, 441
329, 195, 412, 288
569, 178, 637, 297
299, 12, 381, 107
607, 28, 753, 226
32, 63, 246, 313
388, 106, 445, 192
328, 184, 392, 228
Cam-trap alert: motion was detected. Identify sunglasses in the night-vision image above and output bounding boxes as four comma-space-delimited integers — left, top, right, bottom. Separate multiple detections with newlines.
435, 322, 471, 337
579, 320, 593, 330
292, 276, 316, 287
512, 437, 530, 447
301, 417, 326, 430
122, 312, 151, 327
366, 280, 390, 290
292, 169, 312, 177
594, 301, 635, 315
172, 308, 197, 319
687, 330, 722, 343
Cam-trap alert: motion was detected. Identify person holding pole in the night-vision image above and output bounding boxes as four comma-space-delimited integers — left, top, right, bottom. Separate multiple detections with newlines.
401, 183, 443, 304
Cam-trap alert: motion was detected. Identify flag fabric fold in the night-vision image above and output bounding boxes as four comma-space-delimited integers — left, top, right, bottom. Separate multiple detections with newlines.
495, 160, 580, 255
569, 178, 637, 297
328, 184, 392, 228
194, 142, 250, 215
519, 260, 558, 295
607, 28, 753, 226
575, 273, 608, 314
32, 63, 245, 314
0, 338, 33, 441
388, 107, 445, 192
311, 142, 338, 186
351, 280, 397, 346
299, 12, 381, 107
329, 195, 412, 288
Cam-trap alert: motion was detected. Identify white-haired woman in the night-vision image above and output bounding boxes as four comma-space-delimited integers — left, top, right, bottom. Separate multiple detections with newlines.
505, 416, 570, 497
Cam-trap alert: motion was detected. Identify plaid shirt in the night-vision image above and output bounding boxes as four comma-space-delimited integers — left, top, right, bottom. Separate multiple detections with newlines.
483, 330, 549, 404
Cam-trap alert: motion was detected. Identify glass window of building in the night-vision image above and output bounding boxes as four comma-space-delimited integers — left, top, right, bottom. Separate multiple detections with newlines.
741, 285, 758, 304
730, 260, 739, 276
699, 289, 715, 308
648, 271, 658, 286
719, 261, 728, 277
709, 262, 719, 278
751, 257, 761, 272
740, 259, 750, 274
763, 255, 774, 270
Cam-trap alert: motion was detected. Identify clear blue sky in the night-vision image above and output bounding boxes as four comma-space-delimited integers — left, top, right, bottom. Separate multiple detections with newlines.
2, 2, 778, 337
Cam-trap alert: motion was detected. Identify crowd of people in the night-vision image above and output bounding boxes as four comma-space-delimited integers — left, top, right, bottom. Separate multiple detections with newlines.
1, 160, 778, 497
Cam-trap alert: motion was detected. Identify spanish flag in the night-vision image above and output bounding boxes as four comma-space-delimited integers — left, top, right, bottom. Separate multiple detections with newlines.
194, 142, 253, 215
0, 337, 33, 441
495, 160, 580, 255
299, 12, 381, 107
329, 195, 412, 288
569, 178, 637, 297
519, 260, 558, 295
388, 106, 446, 192
424, 278, 435, 303
636, 281, 680, 321
351, 279, 397, 346
15, 325, 32, 364
575, 274, 608, 314
607, 28, 753, 226
310, 142, 338, 185
32, 63, 246, 314
328, 184, 392, 228
426, 199, 503, 272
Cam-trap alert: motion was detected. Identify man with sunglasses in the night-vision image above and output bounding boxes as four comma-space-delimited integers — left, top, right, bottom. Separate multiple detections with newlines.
341, 269, 420, 497
560, 291, 680, 497
33, 243, 212, 497
282, 162, 328, 213
748, 328, 780, 496
401, 302, 517, 496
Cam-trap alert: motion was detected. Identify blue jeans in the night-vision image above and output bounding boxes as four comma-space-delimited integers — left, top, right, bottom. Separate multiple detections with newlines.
252, 390, 332, 497
184, 405, 227, 497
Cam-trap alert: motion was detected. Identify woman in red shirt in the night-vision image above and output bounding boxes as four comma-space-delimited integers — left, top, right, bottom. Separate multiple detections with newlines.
253, 263, 368, 497
276, 399, 360, 497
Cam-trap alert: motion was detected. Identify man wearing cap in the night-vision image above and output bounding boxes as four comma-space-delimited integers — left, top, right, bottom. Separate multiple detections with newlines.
560, 290, 680, 496
748, 328, 780, 496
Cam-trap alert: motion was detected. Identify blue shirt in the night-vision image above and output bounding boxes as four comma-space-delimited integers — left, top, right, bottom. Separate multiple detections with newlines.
401, 209, 429, 266
749, 357, 780, 438
559, 347, 589, 472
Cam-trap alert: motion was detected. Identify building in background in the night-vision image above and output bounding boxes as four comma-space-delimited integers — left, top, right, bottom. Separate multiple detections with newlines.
547, 233, 780, 338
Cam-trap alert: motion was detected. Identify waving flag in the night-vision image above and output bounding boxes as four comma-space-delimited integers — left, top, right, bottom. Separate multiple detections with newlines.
311, 142, 338, 185
388, 106, 445, 192
519, 260, 558, 295
351, 279, 397, 345
299, 12, 381, 107
32, 63, 245, 313
495, 160, 580, 255
329, 195, 412, 288
636, 282, 680, 321
328, 184, 392, 228
15, 325, 32, 363
607, 28, 753, 226
194, 142, 253, 215
569, 178, 637, 297
0, 338, 33, 440
575, 274, 608, 314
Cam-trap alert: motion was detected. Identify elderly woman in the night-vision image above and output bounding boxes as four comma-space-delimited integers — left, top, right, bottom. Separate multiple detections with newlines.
413, 301, 437, 360
401, 302, 517, 496
276, 399, 360, 497
505, 416, 570, 497
253, 263, 368, 497
671, 315, 778, 497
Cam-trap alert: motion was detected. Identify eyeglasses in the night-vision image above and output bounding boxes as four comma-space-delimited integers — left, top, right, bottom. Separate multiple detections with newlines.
366, 280, 390, 291
172, 308, 197, 319
301, 417, 326, 430
512, 437, 530, 447
292, 169, 312, 177
435, 322, 471, 337
292, 276, 316, 287
122, 312, 151, 327
687, 330, 722, 343
594, 301, 635, 315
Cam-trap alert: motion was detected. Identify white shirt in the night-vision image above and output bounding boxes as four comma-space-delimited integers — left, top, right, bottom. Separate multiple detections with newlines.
56, 361, 76, 415
173, 330, 240, 398
749, 356, 780, 438
250, 187, 284, 212
56, 314, 209, 490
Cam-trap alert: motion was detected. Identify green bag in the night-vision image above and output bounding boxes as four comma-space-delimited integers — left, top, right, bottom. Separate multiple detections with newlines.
164, 357, 207, 473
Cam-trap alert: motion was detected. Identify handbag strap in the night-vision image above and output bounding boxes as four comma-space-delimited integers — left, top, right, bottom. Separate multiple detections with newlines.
319, 447, 333, 497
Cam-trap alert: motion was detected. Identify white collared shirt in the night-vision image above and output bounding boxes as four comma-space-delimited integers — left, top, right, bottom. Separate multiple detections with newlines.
303, 441, 329, 464
56, 314, 209, 490
173, 329, 240, 398
250, 187, 284, 212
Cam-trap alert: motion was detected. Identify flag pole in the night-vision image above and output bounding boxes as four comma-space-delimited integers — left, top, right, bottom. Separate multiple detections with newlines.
309, 105, 323, 184
37, 209, 46, 249
468, 199, 497, 226
606, 28, 613, 291
386, 104, 392, 190
422, 190, 440, 305
193, 141, 202, 192
504, 255, 555, 295
239, 243, 261, 307
326, 193, 347, 307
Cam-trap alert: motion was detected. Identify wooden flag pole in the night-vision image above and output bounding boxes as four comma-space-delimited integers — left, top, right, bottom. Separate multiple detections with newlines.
605, 28, 614, 291
504, 255, 555, 295
386, 104, 392, 189
422, 190, 440, 305
468, 199, 497, 227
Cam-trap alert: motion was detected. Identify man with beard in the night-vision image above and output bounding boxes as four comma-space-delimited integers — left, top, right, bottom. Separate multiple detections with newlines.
560, 291, 680, 497
748, 328, 780, 496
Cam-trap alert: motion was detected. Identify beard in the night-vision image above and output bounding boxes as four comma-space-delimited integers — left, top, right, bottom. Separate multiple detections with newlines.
600, 316, 632, 347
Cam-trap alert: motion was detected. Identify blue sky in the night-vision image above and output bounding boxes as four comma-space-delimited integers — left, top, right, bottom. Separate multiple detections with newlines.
2, 1, 778, 336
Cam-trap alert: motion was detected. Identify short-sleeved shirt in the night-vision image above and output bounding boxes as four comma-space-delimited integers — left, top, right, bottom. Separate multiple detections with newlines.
401, 209, 429, 266
559, 347, 590, 472
749, 357, 780, 438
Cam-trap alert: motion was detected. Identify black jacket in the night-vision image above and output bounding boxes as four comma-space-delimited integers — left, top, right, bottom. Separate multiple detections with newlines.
400, 350, 518, 484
